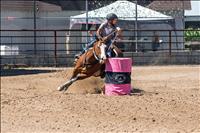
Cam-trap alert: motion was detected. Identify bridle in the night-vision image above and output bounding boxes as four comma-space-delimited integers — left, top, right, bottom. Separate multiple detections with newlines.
93, 42, 105, 63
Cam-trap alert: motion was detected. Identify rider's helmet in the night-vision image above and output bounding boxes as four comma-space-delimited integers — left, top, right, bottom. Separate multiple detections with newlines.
106, 13, 118, 21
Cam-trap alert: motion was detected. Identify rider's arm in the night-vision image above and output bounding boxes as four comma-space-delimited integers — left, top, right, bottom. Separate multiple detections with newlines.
96, 28, 103, 40
96, 22, 106, 40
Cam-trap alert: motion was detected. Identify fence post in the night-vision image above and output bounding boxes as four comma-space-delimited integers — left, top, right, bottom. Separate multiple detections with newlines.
33, 0, 37, 55
169, 30, 172, 56
54, 31, 57, 67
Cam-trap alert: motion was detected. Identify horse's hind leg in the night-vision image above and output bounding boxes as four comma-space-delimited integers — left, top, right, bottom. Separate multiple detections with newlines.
57, 66, 91, 91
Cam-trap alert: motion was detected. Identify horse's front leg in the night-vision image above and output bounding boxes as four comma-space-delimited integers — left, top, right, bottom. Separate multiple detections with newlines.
57, 76, 78, 92
57, 68, 80, 91
57, 70, 92, 92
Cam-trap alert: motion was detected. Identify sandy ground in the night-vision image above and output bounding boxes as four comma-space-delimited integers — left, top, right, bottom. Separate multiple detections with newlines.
1, 65, 200, 133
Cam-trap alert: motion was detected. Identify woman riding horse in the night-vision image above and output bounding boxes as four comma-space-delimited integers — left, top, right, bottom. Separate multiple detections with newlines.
75, 13, 122, 59
57, 13, 123, 92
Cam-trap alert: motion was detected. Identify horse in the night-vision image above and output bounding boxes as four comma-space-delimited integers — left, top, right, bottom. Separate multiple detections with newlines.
57, 30, 123, 92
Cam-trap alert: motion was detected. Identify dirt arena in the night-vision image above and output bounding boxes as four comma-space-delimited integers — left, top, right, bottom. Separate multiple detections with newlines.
1, 65, 200, 133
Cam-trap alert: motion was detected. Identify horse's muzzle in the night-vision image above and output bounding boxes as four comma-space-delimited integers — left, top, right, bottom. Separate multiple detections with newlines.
100, 58, 107, 64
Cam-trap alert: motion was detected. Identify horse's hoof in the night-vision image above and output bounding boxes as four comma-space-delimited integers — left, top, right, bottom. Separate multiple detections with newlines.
57, 85, 65, 91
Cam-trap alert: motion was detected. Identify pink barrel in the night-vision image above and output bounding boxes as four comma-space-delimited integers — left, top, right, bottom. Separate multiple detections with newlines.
105, 58, 132, 96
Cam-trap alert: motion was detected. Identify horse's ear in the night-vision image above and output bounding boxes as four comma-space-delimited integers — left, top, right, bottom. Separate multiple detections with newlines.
96, 40, 102, 47
100, 37, 108, 43
98, 38, 103, 41
98, 38, 104, 44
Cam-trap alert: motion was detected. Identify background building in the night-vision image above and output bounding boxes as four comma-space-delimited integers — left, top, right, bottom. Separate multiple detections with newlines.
1, 0, 199, 66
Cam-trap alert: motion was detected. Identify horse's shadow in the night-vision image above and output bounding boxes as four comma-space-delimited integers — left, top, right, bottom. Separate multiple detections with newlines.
130, 88, 145, 96
64, 87, 145, 96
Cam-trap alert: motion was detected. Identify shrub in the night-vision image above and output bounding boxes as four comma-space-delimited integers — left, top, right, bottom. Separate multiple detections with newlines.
184, 28, 200, 41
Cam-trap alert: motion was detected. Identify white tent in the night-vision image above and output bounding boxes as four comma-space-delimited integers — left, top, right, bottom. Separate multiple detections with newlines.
70, 0, 173, 27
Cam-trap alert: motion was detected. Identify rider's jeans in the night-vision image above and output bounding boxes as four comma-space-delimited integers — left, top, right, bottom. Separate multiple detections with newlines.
105, 40, 113, 57
80, 38, 96, 54
79, 39, 113, 57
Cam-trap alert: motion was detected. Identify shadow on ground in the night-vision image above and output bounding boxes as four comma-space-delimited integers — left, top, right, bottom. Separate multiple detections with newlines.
130, 88, 145, 96
0, 69, 57, 76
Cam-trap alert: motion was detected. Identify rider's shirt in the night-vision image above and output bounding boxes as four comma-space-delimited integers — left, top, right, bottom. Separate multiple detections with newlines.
98, 21, 117, 40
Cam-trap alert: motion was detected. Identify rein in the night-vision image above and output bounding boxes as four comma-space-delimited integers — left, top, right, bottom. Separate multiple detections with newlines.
93, 49, 100, 61
93, 43, 102, 62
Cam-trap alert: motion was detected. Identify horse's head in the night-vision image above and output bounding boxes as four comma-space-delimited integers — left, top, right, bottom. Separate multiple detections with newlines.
93, 39, 107, 64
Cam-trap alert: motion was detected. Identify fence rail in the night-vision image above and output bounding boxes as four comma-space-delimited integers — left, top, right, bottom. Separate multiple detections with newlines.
1, 29, 200, 67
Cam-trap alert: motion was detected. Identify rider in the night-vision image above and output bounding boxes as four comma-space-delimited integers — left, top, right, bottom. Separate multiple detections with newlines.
75, 13, 120, 59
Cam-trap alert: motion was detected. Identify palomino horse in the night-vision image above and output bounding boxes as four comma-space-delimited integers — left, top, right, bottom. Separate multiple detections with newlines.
57, 30, 123, 92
